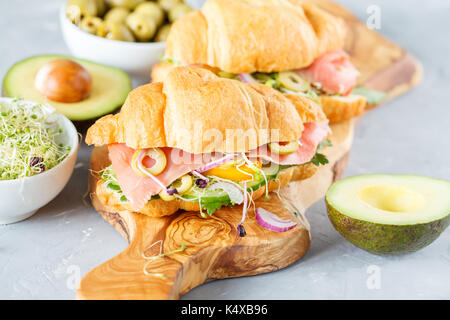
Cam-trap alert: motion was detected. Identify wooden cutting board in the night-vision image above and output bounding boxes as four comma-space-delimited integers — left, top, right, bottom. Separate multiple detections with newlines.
76, 0, 422, 300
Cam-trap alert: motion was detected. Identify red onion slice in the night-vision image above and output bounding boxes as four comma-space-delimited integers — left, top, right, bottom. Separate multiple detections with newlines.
238, 73, 257, 83
192, 170, 210, 183
197, 154, 235, 173
255, 208, 297, 232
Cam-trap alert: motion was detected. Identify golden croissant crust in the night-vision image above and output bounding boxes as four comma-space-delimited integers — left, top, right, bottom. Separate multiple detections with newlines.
320, 94, 367, 123
86, 66, 326, 153
164, 0, 347, 74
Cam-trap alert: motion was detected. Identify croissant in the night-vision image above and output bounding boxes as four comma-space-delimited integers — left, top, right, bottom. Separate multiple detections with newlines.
151, 0, 367, 124
87, 66, 329, 217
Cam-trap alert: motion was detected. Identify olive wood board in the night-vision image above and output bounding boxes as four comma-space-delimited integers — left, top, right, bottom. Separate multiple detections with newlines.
76, 0, 422, 300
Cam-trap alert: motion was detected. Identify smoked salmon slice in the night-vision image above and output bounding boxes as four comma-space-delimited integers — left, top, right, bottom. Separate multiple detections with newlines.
297, 50, 359, 96
255, 121, 330, 165
108, 121, 330, 210
108, 145, 211, 210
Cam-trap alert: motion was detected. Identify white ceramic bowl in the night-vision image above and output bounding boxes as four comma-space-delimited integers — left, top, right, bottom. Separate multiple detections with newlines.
59, 4, 165, 76
0, 98, 79, 224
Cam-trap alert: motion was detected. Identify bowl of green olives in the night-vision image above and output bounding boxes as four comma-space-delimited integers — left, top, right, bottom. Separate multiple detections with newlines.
60, 0, 194, 76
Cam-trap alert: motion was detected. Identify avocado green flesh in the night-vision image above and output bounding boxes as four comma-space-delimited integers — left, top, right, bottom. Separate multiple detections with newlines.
2, 55, 132, 121
326, 174, 450, 255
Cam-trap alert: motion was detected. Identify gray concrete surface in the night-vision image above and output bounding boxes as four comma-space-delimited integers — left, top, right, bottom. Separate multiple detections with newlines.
0, 0, 449, 299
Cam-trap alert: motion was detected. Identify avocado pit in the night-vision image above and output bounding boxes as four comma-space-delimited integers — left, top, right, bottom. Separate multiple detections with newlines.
35, 59, 92, 103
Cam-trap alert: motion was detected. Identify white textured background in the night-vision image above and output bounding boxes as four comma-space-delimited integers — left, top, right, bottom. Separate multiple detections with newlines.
0, 0, 449, 299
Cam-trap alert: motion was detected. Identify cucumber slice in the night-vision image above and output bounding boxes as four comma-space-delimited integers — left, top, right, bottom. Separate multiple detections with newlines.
182, 189, 230, 202
246, 177, 266, 191
261, 164, 281, 179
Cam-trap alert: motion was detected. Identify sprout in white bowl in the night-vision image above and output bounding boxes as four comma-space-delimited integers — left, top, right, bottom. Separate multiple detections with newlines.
0, 98, 79, 224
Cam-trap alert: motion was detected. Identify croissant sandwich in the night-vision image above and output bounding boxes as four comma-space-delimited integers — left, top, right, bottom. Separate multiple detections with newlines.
152, 0, 386, 123
86, 66, 330, 219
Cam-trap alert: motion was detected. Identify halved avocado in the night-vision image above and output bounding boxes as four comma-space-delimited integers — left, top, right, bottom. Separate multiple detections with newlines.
326, 174, 450, 255
2, 55, 131, 121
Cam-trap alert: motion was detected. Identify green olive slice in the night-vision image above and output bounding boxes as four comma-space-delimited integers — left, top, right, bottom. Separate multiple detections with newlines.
252, 73, 273, 82
158, 189, 175, 201
131, 148, 167, 177
158, 175, 193, 201
172, 175, 193, 194
217, 71, 237, 79
278, 71, 311, 92
268, 141, 300, 155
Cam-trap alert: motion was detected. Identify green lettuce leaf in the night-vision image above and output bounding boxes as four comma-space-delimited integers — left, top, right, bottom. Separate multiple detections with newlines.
311, 152, 329, 166
352, 86, 388, 105
318, 139, 332, 150
201, 197, 231, 215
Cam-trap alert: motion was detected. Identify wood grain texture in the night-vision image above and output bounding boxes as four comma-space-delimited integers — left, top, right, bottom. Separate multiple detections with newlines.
77, 0, 422, 300
78, 118, 351, 300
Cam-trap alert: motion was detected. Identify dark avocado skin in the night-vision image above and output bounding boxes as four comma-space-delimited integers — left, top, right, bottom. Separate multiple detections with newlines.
326, 199, 450, 255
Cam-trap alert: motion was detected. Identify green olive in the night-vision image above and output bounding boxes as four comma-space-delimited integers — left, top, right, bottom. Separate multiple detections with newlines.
93, 0, 106, 16
106, 0, 145, 10
131, 148, 167, 177
268, 141, 300, 155
126, 12, 157, 42
278, 71, 311, 92
135, 2, 165, 27
253, 73, 273, 82
79, 16, 104, 35
154, 24, 171, 42
157, 0, 182, 12
217, 71, 237, 79
103, 7, 130, 24
168, 3, 192, 22
158, 189, 175, 201
66, 0, 98, 24
158, 175, 193, 201
97, 21, 135, 41
172, 175, 193, 194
